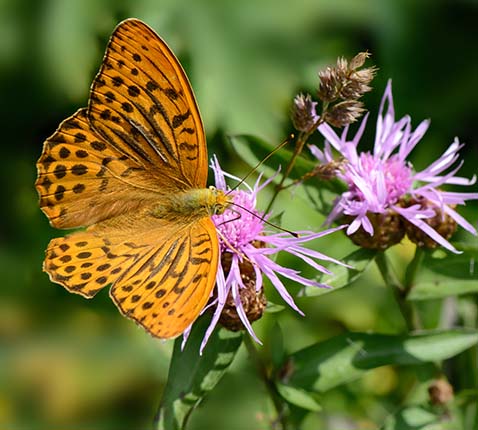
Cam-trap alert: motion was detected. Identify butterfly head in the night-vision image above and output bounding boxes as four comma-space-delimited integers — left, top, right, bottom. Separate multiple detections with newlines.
208, 185, 232, 215
207, 186, 231, 216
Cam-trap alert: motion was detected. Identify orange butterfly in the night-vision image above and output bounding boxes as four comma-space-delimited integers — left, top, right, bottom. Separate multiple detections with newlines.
36, 19, 230, 339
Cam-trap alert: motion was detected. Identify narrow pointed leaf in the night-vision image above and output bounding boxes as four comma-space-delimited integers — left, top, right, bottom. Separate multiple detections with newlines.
286, 330, 478, 392
155, 316, 243, 430
275, 383, 322, 412
301, 248, 377, 297
408, 245, 478, 301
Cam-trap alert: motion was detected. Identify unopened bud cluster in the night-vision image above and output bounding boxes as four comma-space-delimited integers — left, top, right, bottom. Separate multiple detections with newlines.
318, 52, 375, 102
323, 100, 366, 128
291, 52, 376, 132
318, 52, 376, 127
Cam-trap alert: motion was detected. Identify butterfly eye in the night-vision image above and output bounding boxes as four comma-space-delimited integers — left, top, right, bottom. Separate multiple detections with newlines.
214, 203, 226, 215
206, 186, 229, 215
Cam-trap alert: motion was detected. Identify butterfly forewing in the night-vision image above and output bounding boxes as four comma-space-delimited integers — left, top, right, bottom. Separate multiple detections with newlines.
88, 18, 208, 190
36, 108, 160, 229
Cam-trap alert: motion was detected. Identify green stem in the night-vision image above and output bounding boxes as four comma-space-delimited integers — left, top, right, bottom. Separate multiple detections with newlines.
375, 252, 420, 331
404, 247, 425, 292
243, 334, 288, 430
265, 133, 305, 214
266, 115, 326, 213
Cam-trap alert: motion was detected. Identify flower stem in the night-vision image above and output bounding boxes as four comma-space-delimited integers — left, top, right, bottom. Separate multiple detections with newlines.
404, 247, 425, 292
375, 251, 420, 331
243, 334, 288, 430
266, 116, 326, 213
265, 133, 305, 214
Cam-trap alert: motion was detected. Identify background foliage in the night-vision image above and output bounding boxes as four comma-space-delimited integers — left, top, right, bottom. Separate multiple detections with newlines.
1, 0, 477, 429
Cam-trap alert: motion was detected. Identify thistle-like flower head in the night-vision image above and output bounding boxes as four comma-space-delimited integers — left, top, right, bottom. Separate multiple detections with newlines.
187, 157, 346, 352
310, 80, 478, 252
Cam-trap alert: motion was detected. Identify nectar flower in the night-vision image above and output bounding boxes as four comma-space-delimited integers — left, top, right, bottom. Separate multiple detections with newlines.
310, 80, 478, 252
187, 156, 346, 352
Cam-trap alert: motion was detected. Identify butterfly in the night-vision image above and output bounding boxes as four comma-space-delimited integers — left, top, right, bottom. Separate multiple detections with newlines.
36, 18, 230, 339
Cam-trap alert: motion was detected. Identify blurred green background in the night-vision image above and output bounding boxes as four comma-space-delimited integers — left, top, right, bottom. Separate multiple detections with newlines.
1, 0, 477, 428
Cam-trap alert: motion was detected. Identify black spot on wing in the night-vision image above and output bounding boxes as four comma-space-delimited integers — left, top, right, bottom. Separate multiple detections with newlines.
172, 110, 191, 128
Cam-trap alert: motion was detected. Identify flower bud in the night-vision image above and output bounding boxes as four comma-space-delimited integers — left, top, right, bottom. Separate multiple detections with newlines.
317, 66, 341, 102
349, 51, 370, 70
318, 52, 376, 104
324, 100, 365, 127
428, 379, 454, 406
291, 93, 319, 132
306, 160, 343, 181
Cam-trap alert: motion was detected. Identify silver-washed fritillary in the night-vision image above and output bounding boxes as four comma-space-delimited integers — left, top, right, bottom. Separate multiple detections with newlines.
36, 19, 229, 338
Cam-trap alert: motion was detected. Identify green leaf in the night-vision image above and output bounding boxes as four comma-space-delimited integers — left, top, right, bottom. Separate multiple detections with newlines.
265, 301, 286, 313
382, 405, 462, 430
301, 248, 377, 297
227, 134, 313, 178
155, 316, 243, 430
408, 246, 478, 301
269, 322, 285, 369
275, 383, 322, 412
227, 134, 345, 194
286, 330, 478, 392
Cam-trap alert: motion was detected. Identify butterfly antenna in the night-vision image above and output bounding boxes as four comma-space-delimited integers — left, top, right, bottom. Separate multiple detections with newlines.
216, 228, 252, 264
228, 134, 294, 193
230, 202, 299, 238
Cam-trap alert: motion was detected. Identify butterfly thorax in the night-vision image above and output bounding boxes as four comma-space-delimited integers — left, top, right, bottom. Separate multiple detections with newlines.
151, 186, 230, 221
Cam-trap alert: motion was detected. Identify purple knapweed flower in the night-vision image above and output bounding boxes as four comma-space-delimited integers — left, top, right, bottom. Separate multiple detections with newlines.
185, 156, 346, 352
310, 80, 478, 253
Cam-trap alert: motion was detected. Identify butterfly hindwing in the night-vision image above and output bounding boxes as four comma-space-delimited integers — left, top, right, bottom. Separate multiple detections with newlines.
44, 212, 219, 339
110, 218, 219, 338
45, 230, 132, 298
